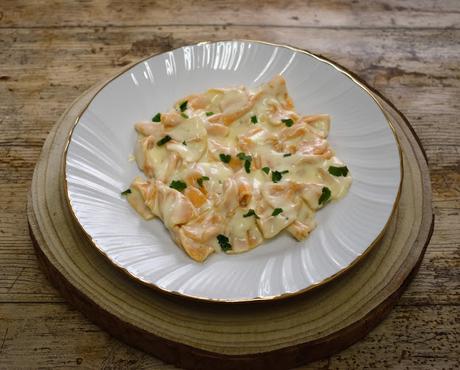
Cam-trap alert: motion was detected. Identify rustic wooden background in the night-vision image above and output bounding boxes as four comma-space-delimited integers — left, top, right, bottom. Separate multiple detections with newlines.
1, 1, 459, 368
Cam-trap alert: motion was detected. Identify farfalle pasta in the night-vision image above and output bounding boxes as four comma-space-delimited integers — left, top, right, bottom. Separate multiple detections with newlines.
123, 75, 351, 262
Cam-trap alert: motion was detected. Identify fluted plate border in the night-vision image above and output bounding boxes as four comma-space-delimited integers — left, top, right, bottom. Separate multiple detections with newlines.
64, 40, 403, 303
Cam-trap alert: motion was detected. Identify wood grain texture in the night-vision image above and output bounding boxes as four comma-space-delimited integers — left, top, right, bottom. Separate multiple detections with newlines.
1, 303, 458, 369
2, 0, 460, 28
1, 0, 459, 368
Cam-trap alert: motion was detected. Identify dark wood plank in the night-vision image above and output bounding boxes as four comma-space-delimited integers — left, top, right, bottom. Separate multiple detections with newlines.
0, 303, 457, 369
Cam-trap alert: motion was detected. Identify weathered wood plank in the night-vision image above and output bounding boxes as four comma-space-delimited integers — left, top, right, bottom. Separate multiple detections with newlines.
327, 305, 460, 369
0, 303, 457, 369
0, 303, 176, 369
1, 0, 459, 29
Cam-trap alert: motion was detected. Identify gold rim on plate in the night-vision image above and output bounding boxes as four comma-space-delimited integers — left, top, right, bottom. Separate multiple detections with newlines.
63, 40, 404, 304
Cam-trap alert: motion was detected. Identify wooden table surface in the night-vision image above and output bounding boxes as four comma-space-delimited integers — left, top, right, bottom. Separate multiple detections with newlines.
1, 1, 459, 368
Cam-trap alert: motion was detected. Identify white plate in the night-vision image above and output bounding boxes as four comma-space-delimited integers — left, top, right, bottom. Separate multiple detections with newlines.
65, 40, 401, 302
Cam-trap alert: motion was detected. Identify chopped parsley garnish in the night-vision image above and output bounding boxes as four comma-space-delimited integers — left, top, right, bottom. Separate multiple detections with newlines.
236, 152, 252, 173
237, 152, 247, 160
217, 234, 232, 252
328, 165, 349, 177
271, 170, 289, 183
282, 118, 294, 127
272, 208, 283, 216
205, 111, 214, 116
244, 157, 252, 173
318, 186, 331, 205
283, 153, 292, 157
251, 115, 258, 124
152, 113, 161, 122
197, 176, 209, 187
182, 141, 187, 145
169, 180, 187, 192
179, 100, 188, 112
262, 166, 270, 174
181, 112, 189, 119
243, 209, 259, 219
121, 188, 131, 196
157, 135, 172, 146
219, 153, 231, 163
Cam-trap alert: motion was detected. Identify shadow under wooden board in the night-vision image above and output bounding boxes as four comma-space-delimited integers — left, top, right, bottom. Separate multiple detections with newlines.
27, 61, 433, 370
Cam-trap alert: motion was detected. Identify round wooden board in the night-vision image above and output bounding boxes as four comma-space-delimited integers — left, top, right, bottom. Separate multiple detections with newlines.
28, 75, 433, 370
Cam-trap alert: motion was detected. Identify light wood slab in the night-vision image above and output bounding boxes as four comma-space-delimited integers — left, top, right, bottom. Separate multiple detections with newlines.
27, 70, 433, 369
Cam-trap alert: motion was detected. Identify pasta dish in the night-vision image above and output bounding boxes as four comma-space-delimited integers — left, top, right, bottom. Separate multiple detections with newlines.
123, 75, 351, 262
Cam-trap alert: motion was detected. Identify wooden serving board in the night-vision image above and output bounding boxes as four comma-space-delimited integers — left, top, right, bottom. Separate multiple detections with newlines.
27, 72, 433, 369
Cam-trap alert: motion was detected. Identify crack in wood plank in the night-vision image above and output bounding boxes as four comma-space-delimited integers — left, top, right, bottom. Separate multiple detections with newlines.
7, 268, 25, 293
0, 328, 8, 354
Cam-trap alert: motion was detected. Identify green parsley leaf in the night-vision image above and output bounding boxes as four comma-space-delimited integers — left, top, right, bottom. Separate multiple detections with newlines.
181, 112, 189, 119
237, 152, 247, 160
282, 118, 294, 127
157, 135, 172, 146
179, 100, 188, 112
272, 208, 283, 216
244, 157, 252, 173
197, 176, 209, 187
217, 234, 232, 252
219, 153, 231, 163
328, 165, 349, 177
243, 209, 259, 219
271, 170, 289, 183
121, 189, 131, 196
318, 186, 331, 205
283, 153, 292, 157
182, 141, 187, 145
152, 113, 161, 122
169, 180, 187, 192
205, 111, 214, 116
271, 171, 282, 183
236, 152, 252, 173
251, 115, 258, 123
262, 167, 270, 175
